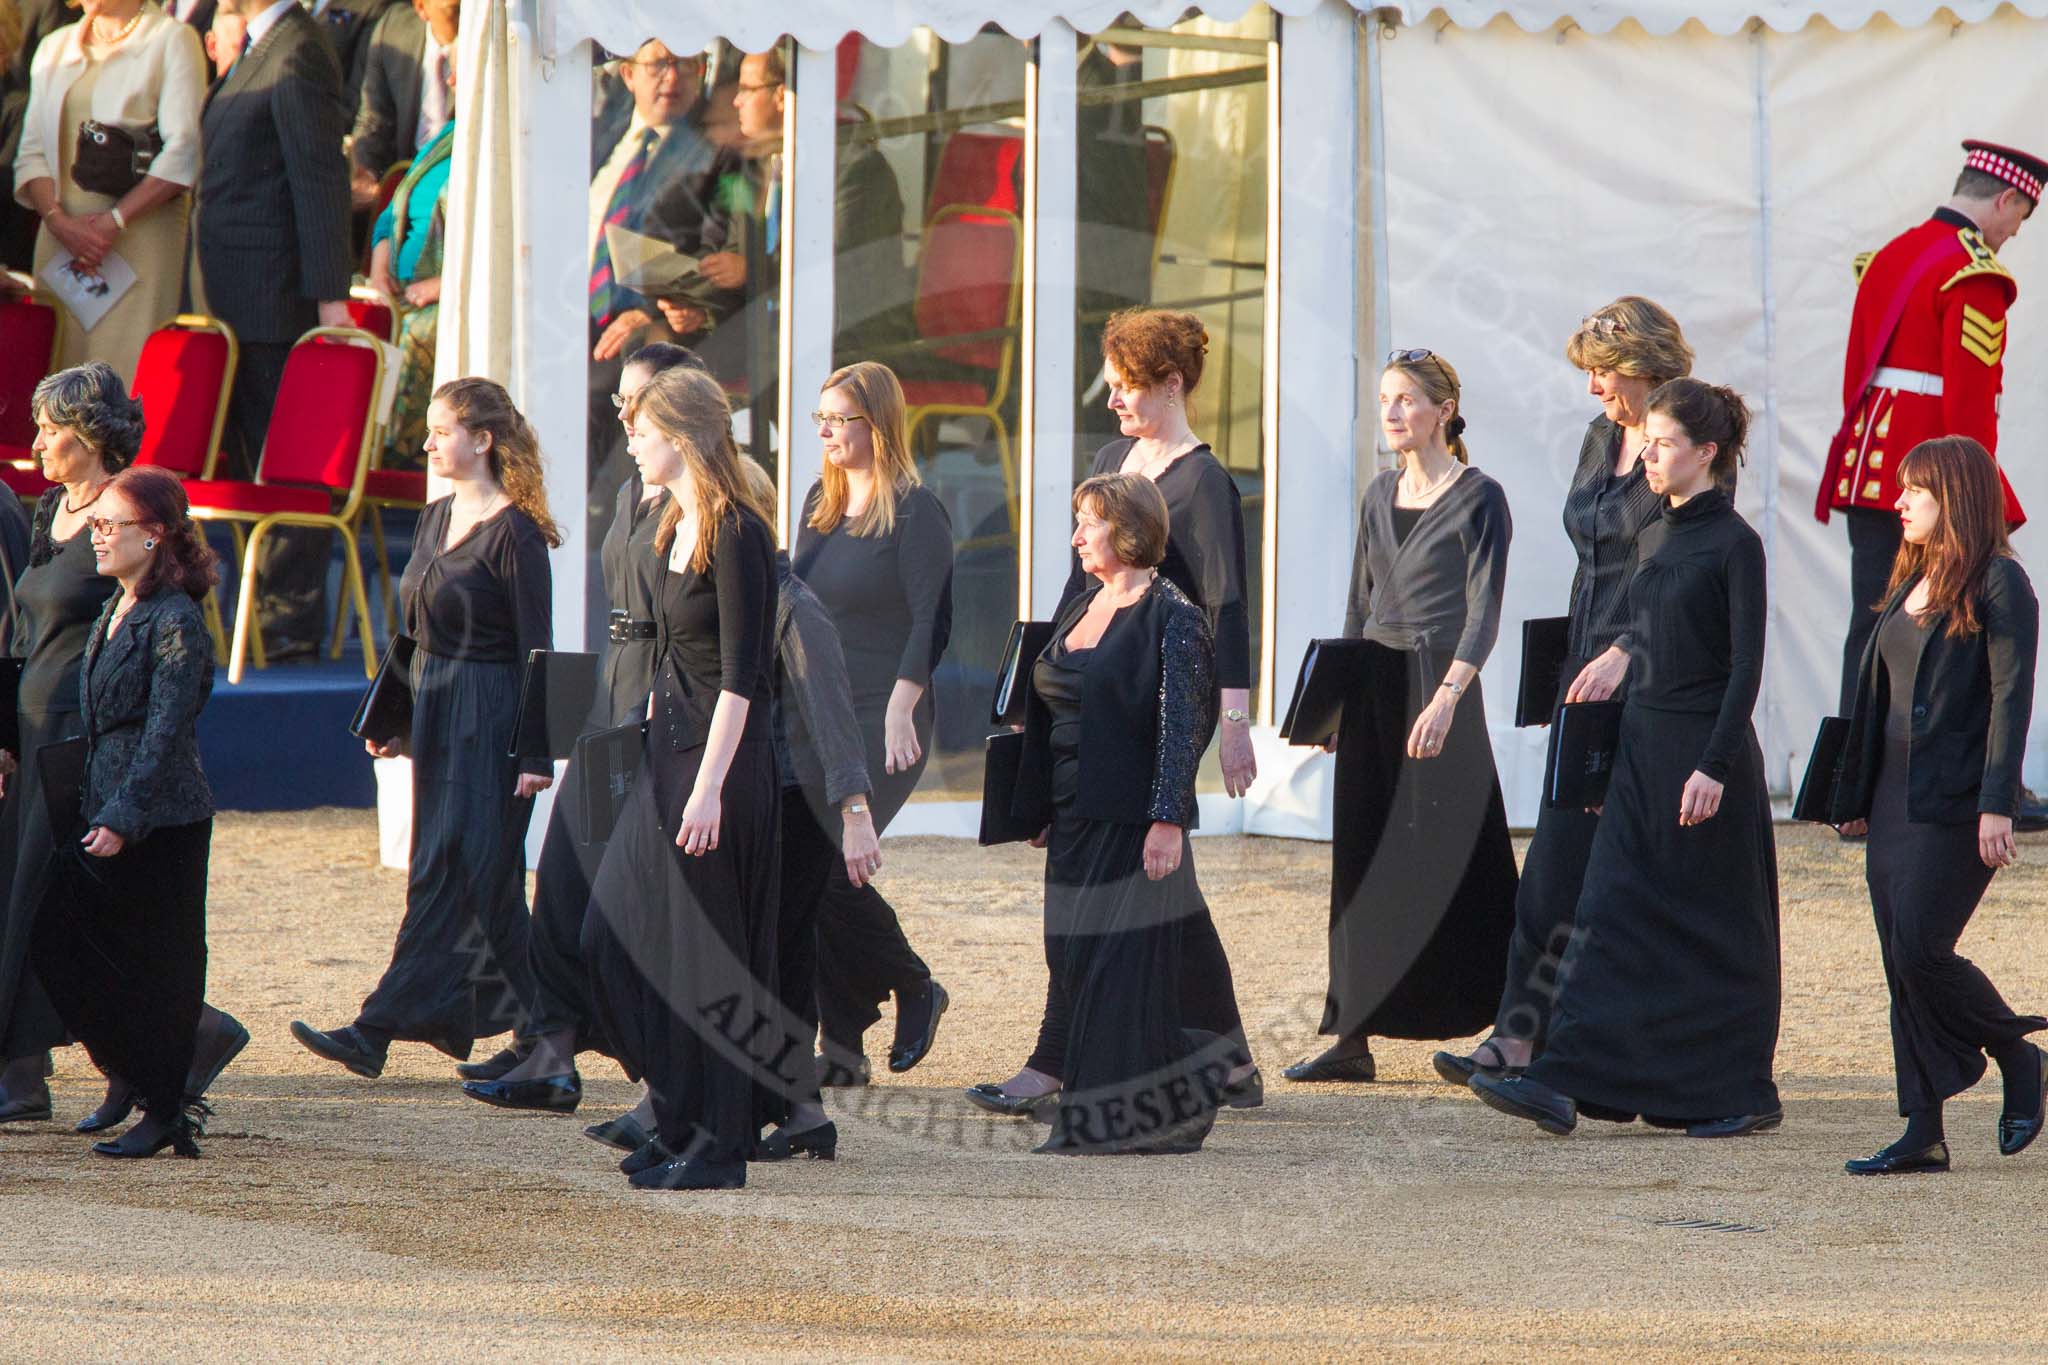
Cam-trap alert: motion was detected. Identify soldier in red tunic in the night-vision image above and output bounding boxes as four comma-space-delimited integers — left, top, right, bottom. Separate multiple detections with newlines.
1819, 140, 2043, 715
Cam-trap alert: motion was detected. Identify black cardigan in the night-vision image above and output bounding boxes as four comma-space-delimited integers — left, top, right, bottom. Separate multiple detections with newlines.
1830, 555, 2038, 824
1012, 577, 1216, 830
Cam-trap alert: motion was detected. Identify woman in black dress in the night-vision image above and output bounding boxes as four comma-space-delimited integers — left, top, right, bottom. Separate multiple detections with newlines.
1435, 297, 1692, 1085
792, 361, 952, 1083
1016, 474, 1221, 1154
582, 365, 780, 1192
292, 379, 559, 1081
972, 307, 1258, 1116
1286, 350, 1517, 1084
32, 466, 221, 1158
1473, 379, 1781, 1138
0, 364, 243, 1130
1830, 436, 2044, 1175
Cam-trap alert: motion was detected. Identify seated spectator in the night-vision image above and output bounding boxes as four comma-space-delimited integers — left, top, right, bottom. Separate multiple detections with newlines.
367, 112, 452, 470
13, 0, 205, 381
347, 0, 455, 212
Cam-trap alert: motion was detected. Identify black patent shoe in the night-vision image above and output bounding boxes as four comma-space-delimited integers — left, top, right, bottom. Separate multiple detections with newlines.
186, 1011, 251, 1102
629, 1155, 746, 1190
461, 1072, 582, 1114
1688, 1109, 1784, 1139
1281, 1048, 1376, 1084
1999, 1044, 2048, 1156
93, 1109, 202, 1159
755, 1120, 838, 1162
817, 1054, 872, 1087
0, 1088, 53, 1124
619, 1137, 676, 1176
1845, 1140, 1950, 1175
289, 1022, 386, 1079
963, 1082, 1060, 1119
583, 1113, 650, 1154
1221, 1068, 1264, 1109
76, 1079, 137, 1134
455, 1043, 529, 1082
888, 980, 949, 1074
1469, 1073, 1578, 1135
1431, 1040, 1518, 1088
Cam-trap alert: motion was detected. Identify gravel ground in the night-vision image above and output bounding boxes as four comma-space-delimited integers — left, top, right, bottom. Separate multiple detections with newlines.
4, 810, 2047, 1360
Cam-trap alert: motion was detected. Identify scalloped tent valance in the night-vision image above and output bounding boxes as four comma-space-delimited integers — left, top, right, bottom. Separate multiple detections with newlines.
549, 0, 2047, 52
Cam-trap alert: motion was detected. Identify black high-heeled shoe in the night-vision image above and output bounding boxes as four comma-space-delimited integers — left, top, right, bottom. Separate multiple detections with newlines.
1999, 1044, 2048, 1157
755, 1120, 838, 1162
76, 1079, 137, 1134
93, 1108, 202, 1159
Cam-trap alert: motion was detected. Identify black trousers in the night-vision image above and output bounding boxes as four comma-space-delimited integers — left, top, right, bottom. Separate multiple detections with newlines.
524, 756, 608, 1049
1868, 739, 2045, 1114
224, 339, 332, 656
1840, 508, 1903, 715
775, 787, 842, 1107
32, 820, 212, 1118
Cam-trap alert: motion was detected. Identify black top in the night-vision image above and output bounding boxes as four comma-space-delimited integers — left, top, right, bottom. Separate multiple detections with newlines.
80, 590, 215, 842
1877, 603, 1932, 742
1344, 467, 1512, 668
1061, 439, 1252, 689
792, 481, 955, 718
11, 490, 118, 719
1622, 488, 1766, 783
656, 508, 777, 751
1033, 639, 1092, 808
1390, 504, 1424, 545
400, 498, 554, 664
1562, 416, 1664, 662
599, 477, 669, 725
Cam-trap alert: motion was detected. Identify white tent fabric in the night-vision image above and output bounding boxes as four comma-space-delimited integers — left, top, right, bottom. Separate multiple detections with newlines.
1374, 8, 2048, 818
438, 0, 519, 391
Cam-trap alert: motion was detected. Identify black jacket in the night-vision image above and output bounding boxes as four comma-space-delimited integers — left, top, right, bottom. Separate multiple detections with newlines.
1013, 577, 1215, 831
1831, 556, 2038, 825
79, 589, 216, 843
345, 0, 425, 174
773, 552, 868, 807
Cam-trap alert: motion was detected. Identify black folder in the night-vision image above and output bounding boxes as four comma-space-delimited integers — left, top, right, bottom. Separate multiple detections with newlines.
990, 621, 1055, 727
350, 634, 416, 746
1792, 716, 1851, 823
1516, 616, 1571, 727
978, 730, 1043, 846
37, 734, 89, 843
576, 721, 645, 845
0, 657, 23, 754
1279, 638, 1383, 748
1542, 700, 1624, 808
510, 650, 602, 761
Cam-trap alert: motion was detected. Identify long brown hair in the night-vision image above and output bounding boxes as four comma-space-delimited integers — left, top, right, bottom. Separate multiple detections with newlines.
632, 366, 750, 572
806, 361, 919, 538
432, 378, 564, 547
1883, 436, 2012, 638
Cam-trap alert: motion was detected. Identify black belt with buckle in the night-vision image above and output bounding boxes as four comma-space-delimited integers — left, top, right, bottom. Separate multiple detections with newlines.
608, 610, 657, 642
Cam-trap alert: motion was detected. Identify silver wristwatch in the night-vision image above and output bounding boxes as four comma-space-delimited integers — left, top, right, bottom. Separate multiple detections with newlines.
1223, 708, 1251, 725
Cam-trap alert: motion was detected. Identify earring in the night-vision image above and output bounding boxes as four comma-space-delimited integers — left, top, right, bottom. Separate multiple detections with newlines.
143, 537, 157, 550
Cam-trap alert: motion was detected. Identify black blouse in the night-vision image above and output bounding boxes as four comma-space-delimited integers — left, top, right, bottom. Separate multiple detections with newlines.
791, 481, 954, 719
1344, 467, 1512, 668
599, 476, 670, 726
11, 489, 118, 718
657, 508, 776, 750
401, 498, 553, 665
1562, 416, 1663, 662
1060, 439, 1252, 690
1622, 488, 1767, 783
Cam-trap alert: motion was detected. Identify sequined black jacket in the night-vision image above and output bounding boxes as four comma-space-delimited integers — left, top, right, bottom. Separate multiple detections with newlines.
78, 588, 216, 842
1012, 577, 1216, 830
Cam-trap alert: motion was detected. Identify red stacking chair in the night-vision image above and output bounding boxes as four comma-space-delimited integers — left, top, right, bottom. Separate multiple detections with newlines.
359, 158, 413, 275
184, 326, 386, 683
924, 129, 1024, 220
346, 282, 398, 346
354, 454, 426, 641
1, 283, 63, 502
131, 313, 240, 657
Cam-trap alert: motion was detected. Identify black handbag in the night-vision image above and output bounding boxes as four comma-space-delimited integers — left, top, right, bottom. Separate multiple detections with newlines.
350, 635, 417, 747
73, 120, 164, 198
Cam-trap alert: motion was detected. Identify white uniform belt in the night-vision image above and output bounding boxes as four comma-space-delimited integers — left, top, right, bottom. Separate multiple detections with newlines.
1872, 366, 1943, 396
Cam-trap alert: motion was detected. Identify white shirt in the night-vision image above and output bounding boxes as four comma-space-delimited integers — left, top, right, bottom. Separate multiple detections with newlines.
587, 115, 671, 263
415, 30, 453, 151
244, 0, 299, 50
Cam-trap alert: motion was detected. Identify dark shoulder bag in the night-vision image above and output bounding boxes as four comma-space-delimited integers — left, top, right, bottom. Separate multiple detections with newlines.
73, 120, 165, 197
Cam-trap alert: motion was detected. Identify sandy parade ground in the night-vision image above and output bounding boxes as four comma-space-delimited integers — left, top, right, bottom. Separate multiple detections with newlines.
5, 810, 2048, 1360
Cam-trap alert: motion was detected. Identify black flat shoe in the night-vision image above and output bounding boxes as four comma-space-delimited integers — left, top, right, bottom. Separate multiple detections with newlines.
76, 1081, 137, 1134
583, 1113, 650, 1154
0, 1090, 53, 1124
1469, 1073, 1578, 1135
755, 1120, 838, 1161
455, 1043, 529, 1082
1282, 1051, 1376, 1084
461, 1072, 582, 1114
186, 1012, 251, 1102
817, 1054, 871, 1088
888, 980, 949, 1074
1431, 1040, 1519, 1089
619, 1137, 675, 1176
1845, 1140, 1950, 1175
629, 1155, 746, 1190
963, 1082, 1059, 1119
1221, 1068, 1264, 1109
1688, 1109, 1784, 1139
93, 1111, 202, 1159
290, 1022, 385, 1079
1999, 1044, 2048, 1156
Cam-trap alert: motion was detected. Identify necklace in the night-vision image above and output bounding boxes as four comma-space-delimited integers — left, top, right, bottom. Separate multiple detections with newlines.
91, 8, 144, 44
63, 480, 109, 515
1398, 461, 1459, 505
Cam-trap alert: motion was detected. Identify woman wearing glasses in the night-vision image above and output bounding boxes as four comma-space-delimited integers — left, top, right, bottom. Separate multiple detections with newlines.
1284, 348, 1518, 1085
791, 362, 953, 1084
1435, 297, 1694, 1087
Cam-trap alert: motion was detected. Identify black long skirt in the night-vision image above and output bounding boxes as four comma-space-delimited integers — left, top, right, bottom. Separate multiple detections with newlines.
1322, 661, 1518, 1040
773, 785, 843, 1110
1867, 738, 2044, 1114
356, 652, 539, 1055
1041, 809, 1223, 1154
0, 708, 83, 1060
524, 754, 612, 1053
581, 733, 782, 1165
32, 819, 211, 1117
1528, 705, 1781, 1118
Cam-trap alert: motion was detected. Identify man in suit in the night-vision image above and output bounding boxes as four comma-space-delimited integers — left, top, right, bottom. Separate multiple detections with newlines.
306, 0, 391, 104
197, 0, 355, 657
345, 0, 454, 210
163, 0, 218, 34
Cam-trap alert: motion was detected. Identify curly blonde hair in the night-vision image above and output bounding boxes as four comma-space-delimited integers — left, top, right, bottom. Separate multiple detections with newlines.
432, 378, 563, 547
1564, 296, 1694, 386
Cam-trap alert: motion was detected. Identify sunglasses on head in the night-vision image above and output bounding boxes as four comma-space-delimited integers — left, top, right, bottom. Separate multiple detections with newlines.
1386, 347, 1438, 365
1578, 314, 1629, 337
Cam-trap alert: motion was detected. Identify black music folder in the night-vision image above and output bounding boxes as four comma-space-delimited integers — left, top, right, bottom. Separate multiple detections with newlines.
576, 721, 645, 845
1793, 716, 1851, 823
1543, 700, 1624, 809
1279, 638, 1382, 748
37, 734, 89, 843
1516, 615, 1570, 727
350, 634, 416, 747
511, 649, 602, 761
990, 621, 1055, 727
0, 657, 22, 753
978, 730, 1044, 846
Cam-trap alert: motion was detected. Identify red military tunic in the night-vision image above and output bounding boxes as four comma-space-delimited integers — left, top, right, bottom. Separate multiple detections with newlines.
1815, 210, 2022, 528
